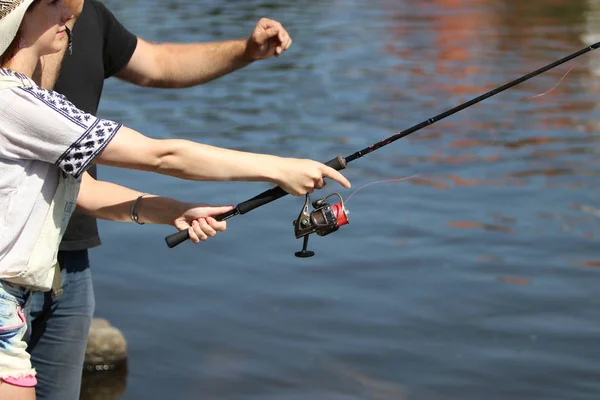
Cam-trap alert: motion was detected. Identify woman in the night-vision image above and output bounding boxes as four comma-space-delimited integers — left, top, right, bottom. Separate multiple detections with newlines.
0, 0, 351, 398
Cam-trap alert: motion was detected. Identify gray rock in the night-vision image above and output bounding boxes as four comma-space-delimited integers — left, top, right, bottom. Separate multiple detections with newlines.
81, 318, 128, 400
84, 318, 128, 371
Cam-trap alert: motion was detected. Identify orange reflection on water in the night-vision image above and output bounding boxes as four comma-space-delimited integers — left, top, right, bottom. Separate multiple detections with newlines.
444, 175, 483, 187
426, 0, 491, 81
583, 261, 600, 268
447, 221, 514, 234
510, 168, 600, 179
498, 277, 532, 285
408, 177, 451, 190
478, 254, 504, 263
450, 139, 488, 148
503, 135, 553, 149
399, 172, 526, 190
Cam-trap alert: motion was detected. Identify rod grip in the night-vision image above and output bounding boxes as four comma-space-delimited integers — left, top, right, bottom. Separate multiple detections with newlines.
164, 156, 346, 248
324, 155, 347, 171
164, 207, 237, 249
165, 230, 189, 249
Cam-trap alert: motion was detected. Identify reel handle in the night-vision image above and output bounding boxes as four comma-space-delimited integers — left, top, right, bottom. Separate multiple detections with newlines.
164, 156, 346, 248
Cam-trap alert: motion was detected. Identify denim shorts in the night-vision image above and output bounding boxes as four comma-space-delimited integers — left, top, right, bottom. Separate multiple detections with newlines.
0, 280, 36, 387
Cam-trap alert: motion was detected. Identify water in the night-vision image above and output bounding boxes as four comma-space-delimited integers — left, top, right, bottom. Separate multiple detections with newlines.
85, 0, 600, 398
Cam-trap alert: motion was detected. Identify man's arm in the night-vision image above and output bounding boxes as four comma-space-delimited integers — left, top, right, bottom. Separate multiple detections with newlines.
35, 0, 83, 89
115, 18, 293, 88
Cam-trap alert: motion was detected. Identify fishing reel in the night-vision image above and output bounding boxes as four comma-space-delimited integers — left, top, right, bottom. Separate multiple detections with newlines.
293, 192, 349, 258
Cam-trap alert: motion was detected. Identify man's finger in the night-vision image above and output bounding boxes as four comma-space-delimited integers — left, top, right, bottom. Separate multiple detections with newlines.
276, 29, 292, 52
253, 26, 279, 44
258, 18, 281, 33
277, 29, 287, 44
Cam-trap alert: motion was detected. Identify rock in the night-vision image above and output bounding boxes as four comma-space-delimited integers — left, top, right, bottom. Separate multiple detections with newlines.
84, 318, 128, 371
80, 318, 128, 400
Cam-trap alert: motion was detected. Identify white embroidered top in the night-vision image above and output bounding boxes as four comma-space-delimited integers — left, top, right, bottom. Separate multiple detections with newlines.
0, 68, 121, 290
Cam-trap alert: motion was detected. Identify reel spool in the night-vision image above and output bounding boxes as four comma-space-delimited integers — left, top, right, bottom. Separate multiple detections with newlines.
293, 193, 349, 258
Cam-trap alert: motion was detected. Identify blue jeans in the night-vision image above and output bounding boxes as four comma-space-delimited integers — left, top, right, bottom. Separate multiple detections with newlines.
26, 250, 95, 400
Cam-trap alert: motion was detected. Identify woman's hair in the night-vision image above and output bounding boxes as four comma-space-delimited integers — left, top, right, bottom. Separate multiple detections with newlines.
0, 35, 21, 67
0, 0, 43, 68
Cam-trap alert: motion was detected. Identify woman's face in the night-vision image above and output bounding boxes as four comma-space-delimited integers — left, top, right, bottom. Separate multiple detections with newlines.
20, 0, 73, 56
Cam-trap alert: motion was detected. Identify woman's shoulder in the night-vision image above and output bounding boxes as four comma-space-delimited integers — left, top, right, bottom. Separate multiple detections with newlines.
0, 69, 68, 106
0, 68, 36, 89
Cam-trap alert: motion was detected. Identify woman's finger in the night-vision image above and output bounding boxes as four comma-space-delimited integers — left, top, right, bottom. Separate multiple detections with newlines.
191, 219, 208, 241
188, 224, 200, 243
206, 217, 227, 232
197, 218, 216, 238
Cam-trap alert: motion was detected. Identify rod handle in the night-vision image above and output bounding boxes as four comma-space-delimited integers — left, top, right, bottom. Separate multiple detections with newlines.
325, 155, 347, 171
164, 207, 237, 248
164, 230, 190, 249
164, 156, 346, 249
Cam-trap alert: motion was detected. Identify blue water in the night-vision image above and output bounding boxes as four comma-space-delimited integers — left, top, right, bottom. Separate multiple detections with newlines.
87, 0, 600, 398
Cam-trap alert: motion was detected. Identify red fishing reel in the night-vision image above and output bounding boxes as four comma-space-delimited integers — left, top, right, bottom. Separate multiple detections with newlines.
293, 193, 349, 258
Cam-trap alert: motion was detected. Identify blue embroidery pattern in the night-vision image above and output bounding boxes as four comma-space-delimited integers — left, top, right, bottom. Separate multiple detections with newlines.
19, 85, 121, 178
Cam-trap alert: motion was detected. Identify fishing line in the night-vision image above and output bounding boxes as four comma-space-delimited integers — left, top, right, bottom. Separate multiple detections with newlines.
343, 65, 578, 204
165, 42, 600, 250
525, 66, 575, 100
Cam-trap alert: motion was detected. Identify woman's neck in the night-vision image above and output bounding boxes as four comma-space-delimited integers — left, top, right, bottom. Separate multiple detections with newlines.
4, 50, 39, 79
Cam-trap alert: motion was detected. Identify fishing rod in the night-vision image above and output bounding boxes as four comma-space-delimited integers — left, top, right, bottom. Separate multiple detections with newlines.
165, 41, 600, 254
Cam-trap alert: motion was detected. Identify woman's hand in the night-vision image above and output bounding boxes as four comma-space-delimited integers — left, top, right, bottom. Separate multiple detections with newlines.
272, 158, 351, 196
173, 204, 233, 243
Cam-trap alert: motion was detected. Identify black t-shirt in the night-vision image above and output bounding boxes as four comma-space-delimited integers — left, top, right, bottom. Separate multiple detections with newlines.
56, 0, 137, 251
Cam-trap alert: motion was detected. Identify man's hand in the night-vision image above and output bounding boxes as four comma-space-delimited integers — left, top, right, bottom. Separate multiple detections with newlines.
63, 0, 83, 19
244, 18, 292, 61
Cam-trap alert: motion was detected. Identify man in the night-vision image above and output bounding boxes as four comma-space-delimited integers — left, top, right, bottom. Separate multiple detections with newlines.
29, 1, 294, 399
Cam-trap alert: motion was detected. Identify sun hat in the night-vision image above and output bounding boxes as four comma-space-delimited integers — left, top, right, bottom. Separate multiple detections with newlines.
0, 0, 35, 56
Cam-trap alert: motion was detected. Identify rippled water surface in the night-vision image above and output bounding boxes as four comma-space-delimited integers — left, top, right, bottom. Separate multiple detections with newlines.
86, 0, 600, 399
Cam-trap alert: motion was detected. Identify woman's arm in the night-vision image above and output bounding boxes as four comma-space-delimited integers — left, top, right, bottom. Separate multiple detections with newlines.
0, 84, 349, 195
97, 126, 351, 196
77, 172, 231, 242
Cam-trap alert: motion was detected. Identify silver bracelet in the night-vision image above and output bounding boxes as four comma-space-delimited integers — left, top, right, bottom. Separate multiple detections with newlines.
130, 193, 147, 225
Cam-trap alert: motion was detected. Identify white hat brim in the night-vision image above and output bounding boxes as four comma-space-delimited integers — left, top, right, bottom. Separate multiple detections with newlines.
0, 0, 36, 57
